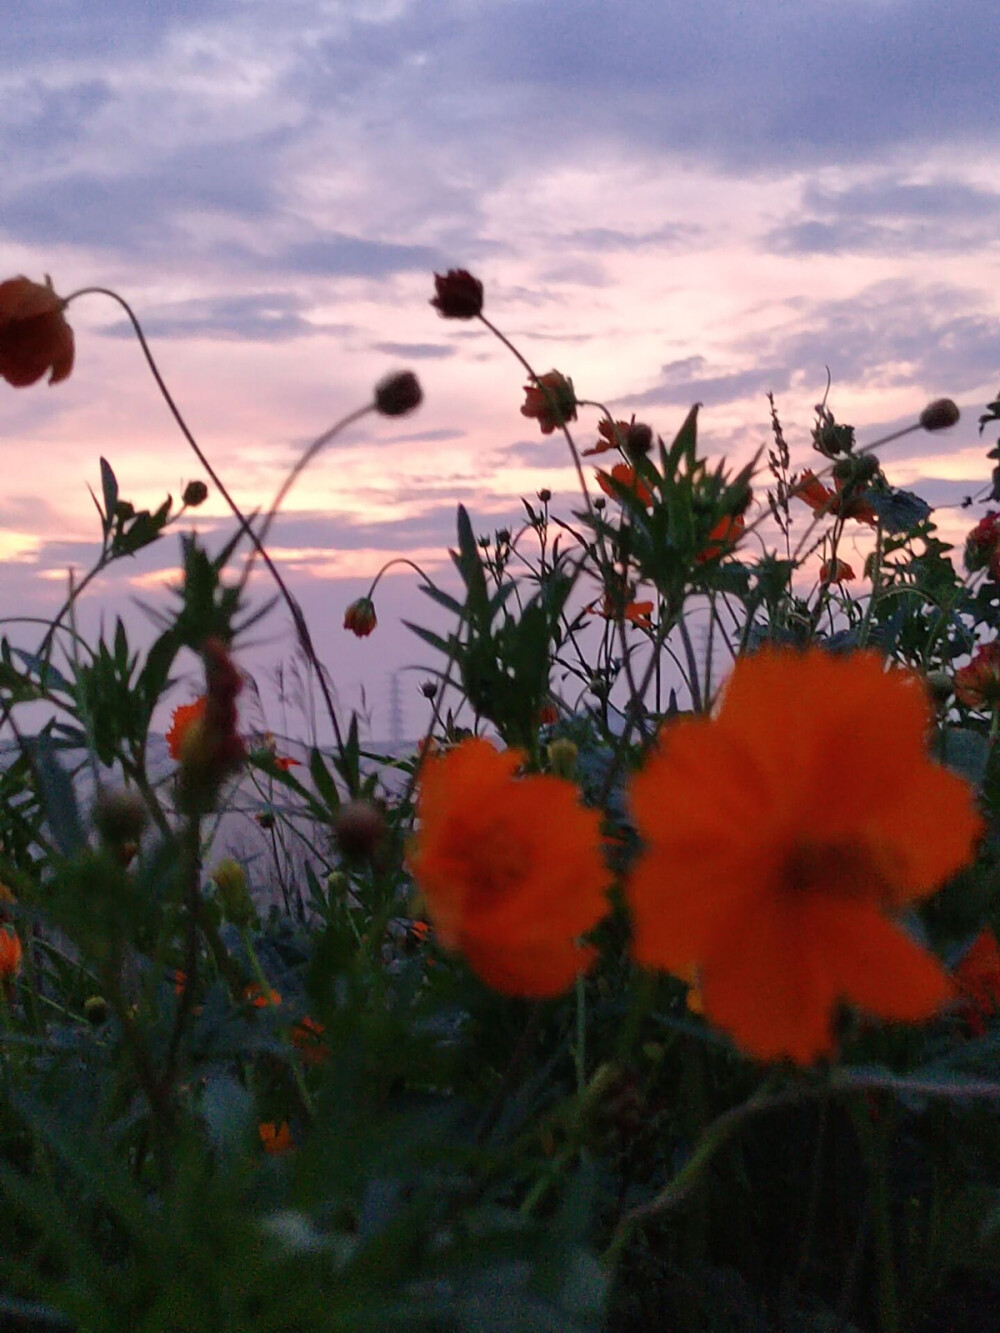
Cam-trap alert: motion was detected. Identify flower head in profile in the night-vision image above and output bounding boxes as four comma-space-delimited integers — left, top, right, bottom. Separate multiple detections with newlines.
166, 697, 207, 761
343, 597, 377, 638
430, 269, 484, 319
595, 463, 653, 506
408, 738, 609, 996
696, 513, 746, 564
820, 558, 856, 584
0, 927, 22, 978
627, 648, 982, 1064
955, 642, 1000, 709
520, 370, 577, 435
793, 470, 877, 526
0, 276, 74, 387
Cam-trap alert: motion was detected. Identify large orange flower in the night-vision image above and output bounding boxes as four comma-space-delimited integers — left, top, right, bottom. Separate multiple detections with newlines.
596, 463, 653, 506
793, 470, 877, 526
627, 648, 982, 1063
166, 698, 206, 760
408, 738, 609, 996
0, 276, 75, 387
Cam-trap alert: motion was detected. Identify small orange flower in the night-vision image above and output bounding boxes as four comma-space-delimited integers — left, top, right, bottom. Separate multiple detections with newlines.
627, 648, 982, 1063
274, 755, 300, 771
0, 276, 75, 388
820, 558, 856, 583
166, 698, 207, 761
583, 418, 631, 456
955, 643, 1000, 709
244, 983, 282, 1009
343, 597, 377, 637
595, 463, 653, 506
0, 927, 22, 978
520, 370, 577, 435
793, 470, 876, 526
696, 513, 746, 564
291, 1016, 329, 1066
953, 928, 1000, 1036
591, 594, 654, 628
259, 1121, 294, 1155
408, 738, 609, 996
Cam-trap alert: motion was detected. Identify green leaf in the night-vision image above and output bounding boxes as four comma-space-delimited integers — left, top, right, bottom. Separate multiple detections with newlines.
100, 456, 118, 526
25, 736, 86, 856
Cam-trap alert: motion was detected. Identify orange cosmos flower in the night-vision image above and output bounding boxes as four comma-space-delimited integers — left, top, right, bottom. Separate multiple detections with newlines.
258, 1121, 294, 1155
595, 463, 653, 506
343, 597, 377, 637
408, 738, 609, 996
955, 643, 1000, 709
696, 513, 746, 564
627, 648, 982, 1064
590, 593, 654, 628
953, 928, 1000, 1036
291, 1016, 329, 1066
520, 370, 577, 435
244, 983, 282, 1009
820, 558, 856, 583
0, 276, 75, 388
793, 470, 877, 526
0, 927, 22, 978
166, 697, 206, 761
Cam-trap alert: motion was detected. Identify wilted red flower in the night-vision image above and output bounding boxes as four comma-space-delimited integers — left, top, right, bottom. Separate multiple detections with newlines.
596, 463, 653, 506
965, 512, 1000, 577
583, 418, 631, 457
627, 648, 982, 1063
696, 513, 746, 564
820, 558, 856, 583
520, 370, 577, 435
0, 276, 74, 388
0, 927, 22, 978
955, 642, 1000, 709
344, 597, 377, 637
259, 1121, 294, 1155
431, 269, 484, 319
408, 738, 609, 996
793, 470, 877, 526
291, 1016, 329, 1066
166, 698, 207, 761
953, 928, 1000, 1036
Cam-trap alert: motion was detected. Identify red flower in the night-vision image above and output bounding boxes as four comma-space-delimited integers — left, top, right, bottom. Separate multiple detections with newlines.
0, 276, 75, 387
793, 470, 877, 526
344, 597, 377, 638
274, 755, 300, 771
591, 594, 654, 628
965, 512, 1000, 577
244, 983, 282, 1009
953, 928, 1000, 1035
291, 1016, 329, 1066
583, 418, 631, 457
520, 370, 577, 435
627, 648, 982, 1063
820, 558, 856, 584
955, 643, 1000, 709
408, 738, 609, 996
596, 463, 653, 506
696, 513, 746, 564
259, 1121, 294, 1155
166, 698, 207, 761
0, 927, 22, 978
430, 269, 484, 319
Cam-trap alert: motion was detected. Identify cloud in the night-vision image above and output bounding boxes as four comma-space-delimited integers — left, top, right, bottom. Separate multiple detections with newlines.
370, 341, 456, 360
99, 292, 353, 342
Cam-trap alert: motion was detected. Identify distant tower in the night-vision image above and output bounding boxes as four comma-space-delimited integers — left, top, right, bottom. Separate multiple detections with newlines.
388, 672, 404, 748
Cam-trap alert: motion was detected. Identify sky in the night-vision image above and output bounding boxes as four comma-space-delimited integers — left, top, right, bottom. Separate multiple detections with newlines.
2, 0, 999, 741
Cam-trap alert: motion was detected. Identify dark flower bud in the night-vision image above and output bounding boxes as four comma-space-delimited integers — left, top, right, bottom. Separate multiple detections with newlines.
93, 789, 148, 845
419, 680, 437, 699
182, 479, 208, 507
920, 399, 960, 432
430, 269, 484, 319
335, 799, 386, 861
375, 370, 423, 417
84, 995, 109, 1025
537, 488, 552, 503
924, 670, 953, 707
625, 422, 654, 458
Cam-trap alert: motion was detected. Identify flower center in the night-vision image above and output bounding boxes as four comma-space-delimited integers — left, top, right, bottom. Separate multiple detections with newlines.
783, 839, 888, 901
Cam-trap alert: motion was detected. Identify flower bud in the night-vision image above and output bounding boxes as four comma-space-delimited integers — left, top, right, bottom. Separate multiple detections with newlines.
343, 596, 377, 638
625, 422, 653, 458
537, 488, 552, 504
419, 680, 437, 699
84, 995, 109, 1025
920, 399, 960, 432
211, 858, 255, 927
924, 670, 953, 707
182, 479, 208, 507
547, 738, 578, 779
93, 789, 148, 845
375, 370, 423, 417
335, 799, 386, 861
430, 269, 484, 319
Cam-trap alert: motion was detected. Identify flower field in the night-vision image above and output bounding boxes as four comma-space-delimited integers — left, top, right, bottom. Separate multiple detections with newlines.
1, 269, 1000, 1330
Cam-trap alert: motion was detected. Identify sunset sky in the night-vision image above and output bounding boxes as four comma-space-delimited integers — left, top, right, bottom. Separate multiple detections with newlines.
2, 0, 998, 739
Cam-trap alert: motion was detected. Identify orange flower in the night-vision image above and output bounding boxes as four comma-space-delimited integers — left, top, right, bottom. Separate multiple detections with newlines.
0, 927, 22, 978
343, 597, 377, 637
274, 755, 300, 771
520, 370, 577, 435
259, 1121, 294, 1155
244, 983, 282, 1008
793, 470, 876, 526
595, 463, 653, 506
627, 648, 982, 1063
408, 738, 609, 996
0, 276, 75, 388
291, 1016, 329, 1066
583, 418, 631, 456
953, 928, 1000, 1036
696, 513, 746, 564
955, 643, 1000, 709
820, 558, 856, 583
166, 698, 206, 761
591, 594, 654, 628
